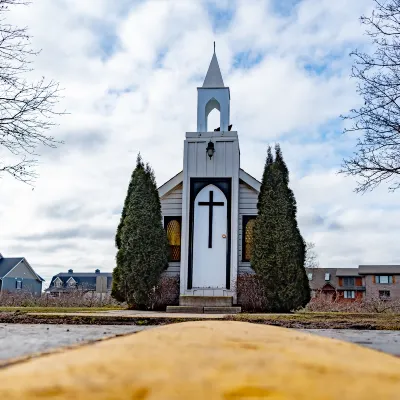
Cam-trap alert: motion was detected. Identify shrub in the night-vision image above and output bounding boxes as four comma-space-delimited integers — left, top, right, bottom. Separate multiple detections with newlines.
304, 292, 400, 313
0, 290, 121, 308
150, 276, 180, 311
235, 273, 268, 313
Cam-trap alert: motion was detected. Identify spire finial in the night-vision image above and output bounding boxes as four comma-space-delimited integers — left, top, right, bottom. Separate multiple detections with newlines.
214, 41, 215, 54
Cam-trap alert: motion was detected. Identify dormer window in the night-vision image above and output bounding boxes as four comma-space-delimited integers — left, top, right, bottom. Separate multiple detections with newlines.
54, 277, 63, 288
66, 277, 76, 287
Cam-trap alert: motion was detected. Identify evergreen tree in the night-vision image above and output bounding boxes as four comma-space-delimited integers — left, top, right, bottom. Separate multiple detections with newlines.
112, 155, 168, 308
112, 155, 143, 302
252, 145, 310, 312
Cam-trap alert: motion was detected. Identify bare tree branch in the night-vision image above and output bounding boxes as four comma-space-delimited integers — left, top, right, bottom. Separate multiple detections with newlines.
305, 241, 320, 269
0, 0, 65, 185
340, 0, 400, 192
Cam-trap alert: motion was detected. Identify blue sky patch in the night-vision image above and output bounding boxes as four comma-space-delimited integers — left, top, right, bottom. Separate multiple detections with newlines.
204, 0, 235, 33
233, 50, 264, 70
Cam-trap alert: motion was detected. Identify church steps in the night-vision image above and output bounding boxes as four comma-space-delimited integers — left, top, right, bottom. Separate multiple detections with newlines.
166, 305, 241, 314
179, 295, 232, 307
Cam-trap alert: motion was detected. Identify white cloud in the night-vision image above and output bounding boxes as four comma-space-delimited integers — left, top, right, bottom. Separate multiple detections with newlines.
2, 0, 398, 287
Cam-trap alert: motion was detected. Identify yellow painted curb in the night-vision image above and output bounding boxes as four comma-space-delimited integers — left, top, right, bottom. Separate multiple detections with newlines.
0, 321, 399, 399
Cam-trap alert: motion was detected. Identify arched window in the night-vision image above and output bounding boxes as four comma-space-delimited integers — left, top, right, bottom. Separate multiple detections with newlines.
165, 217, 181, 262
242, 216, 256, 262
205, 98, 221, 131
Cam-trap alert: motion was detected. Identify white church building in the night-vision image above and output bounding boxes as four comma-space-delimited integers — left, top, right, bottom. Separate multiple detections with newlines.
158, 50, 260, 312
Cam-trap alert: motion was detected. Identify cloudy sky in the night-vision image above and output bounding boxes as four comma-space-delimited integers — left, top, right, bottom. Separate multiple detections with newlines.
1, 0, 398, 286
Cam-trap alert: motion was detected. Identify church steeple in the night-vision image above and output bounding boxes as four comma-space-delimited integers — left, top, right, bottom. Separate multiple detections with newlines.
197, 45, 230, 132
202, 46, 225, 88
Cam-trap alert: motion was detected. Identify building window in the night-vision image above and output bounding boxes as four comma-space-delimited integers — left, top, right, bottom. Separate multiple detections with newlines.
344, 290, 355, 299
67, 278, 76, 288
54, 278, 63, 288
324, 273, 330, 281
379, 290, 390, 299
164, 217, 181, 262
343, 277, 355, 286
15, 280, 22, 290
307, 273, 313, 281
242, 216, 256, 262
376, 275, 393, 284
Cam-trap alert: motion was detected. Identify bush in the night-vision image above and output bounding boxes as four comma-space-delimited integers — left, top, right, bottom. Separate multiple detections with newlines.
235, 273, 268, 313
0, 290, 121, 308
127, 275, 180, 311
304, 292, 400, 313
150, 276, 180, 311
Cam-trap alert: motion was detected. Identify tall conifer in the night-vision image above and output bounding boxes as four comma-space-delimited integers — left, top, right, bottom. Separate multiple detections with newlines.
112, 155, 168, 308
252, 145, 310, 312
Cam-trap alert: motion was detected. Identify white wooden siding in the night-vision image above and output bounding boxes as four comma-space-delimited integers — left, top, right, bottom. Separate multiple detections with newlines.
160, 183, 183, 276
161, 183, 183, 216
238, 181, 258, 274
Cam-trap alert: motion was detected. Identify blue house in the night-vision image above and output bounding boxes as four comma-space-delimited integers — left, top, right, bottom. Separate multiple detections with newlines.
0, 253, 44, 295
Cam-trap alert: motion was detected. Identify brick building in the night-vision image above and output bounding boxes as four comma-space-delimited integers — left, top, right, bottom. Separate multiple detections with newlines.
306, 265, 400, 301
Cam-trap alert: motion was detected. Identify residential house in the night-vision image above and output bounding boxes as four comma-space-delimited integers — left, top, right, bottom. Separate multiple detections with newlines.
0, 253, 44, 295
306, 265, 400, 301
46, 269, 112, 298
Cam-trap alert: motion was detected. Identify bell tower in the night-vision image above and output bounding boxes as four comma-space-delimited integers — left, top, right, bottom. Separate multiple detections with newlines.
197, 47, 230, 132
180, 46, 240, 300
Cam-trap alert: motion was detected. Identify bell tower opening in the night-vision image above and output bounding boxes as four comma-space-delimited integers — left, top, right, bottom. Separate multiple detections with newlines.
206, 98, 221, 132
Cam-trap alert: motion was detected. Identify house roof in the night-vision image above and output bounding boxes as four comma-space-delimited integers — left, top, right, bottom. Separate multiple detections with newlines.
0, 257, 23, 278
335, 268, 361, 277
48, 271, 113, 291
202, 52, 225, 88
358, 265, 400, 275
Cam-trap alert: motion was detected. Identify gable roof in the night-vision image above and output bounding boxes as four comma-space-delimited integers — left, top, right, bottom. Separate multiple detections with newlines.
158, 169, 260, 199
203, 52, 225, 88
239, 169, 260, 192
0, 257, 23, 278
48, 271, 113, 291
158, 171, 183, 198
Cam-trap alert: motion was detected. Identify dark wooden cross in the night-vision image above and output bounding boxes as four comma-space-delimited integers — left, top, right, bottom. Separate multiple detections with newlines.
198, 190, 224, 248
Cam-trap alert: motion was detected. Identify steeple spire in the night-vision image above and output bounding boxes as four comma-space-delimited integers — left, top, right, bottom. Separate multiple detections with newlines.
202, 45, 224, 88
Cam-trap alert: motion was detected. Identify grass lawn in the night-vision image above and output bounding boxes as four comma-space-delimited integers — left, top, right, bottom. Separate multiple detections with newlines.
228, 311, 400, 330
0, 306, 125, 313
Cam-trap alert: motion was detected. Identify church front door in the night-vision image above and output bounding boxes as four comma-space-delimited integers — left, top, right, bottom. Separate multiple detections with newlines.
192, 184, 227, 288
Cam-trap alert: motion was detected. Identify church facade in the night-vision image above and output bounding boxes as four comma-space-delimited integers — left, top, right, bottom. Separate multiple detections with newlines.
158, 51, 260, 304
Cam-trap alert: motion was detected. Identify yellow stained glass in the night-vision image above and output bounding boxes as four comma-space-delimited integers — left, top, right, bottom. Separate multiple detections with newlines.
245, 219, 256, 261
167, 220, 181, 261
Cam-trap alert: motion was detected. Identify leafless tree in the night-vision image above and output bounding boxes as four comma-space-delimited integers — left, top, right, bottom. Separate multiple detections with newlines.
341, 0, 400, 192
0, 0, 64, 184
305, 241, 320, 269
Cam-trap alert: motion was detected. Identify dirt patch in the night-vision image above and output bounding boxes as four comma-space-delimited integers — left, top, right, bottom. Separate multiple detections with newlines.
1, 311, 399, 330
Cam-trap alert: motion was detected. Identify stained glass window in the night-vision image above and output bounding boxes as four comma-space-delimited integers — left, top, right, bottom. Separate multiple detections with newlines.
243, 216, 256, 262
165, 217, 181, 262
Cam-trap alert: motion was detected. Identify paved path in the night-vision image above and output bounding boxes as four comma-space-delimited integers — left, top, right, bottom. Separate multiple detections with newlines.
0, 324, 148, 362
303, 329, 400, 356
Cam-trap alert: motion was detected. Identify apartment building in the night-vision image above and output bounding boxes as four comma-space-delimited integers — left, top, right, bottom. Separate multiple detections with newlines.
306, 265, 400, 301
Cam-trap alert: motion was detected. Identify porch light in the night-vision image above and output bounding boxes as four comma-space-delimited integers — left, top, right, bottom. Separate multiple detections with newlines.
206, 141, 215, 159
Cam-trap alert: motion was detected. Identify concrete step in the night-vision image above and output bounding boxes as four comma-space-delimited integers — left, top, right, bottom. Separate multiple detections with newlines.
166, 306, 241, 314
179, 296, 233, 307
204, 306, 241, 314
166, 306, 204, 314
